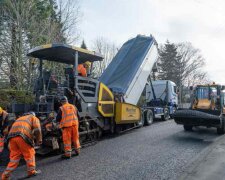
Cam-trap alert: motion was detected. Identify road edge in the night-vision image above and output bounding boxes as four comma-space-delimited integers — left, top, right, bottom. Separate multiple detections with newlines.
178, 134, 225, 180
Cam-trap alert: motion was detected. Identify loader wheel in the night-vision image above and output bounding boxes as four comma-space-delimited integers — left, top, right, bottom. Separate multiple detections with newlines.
144, 110, 153, 126
161, 108, 169, 121
183, 125, 193, 131
217, 116, 225, 135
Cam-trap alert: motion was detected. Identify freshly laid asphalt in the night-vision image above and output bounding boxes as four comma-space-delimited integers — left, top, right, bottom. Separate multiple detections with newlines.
0, 120, 222, 180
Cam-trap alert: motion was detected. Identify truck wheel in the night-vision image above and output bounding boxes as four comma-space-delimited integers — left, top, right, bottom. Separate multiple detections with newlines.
183, 125, 193, 131
161, 108, 169, 121
138, 113, 145, 127
144, 110, 154, 126
170, 107, 177, 119
217, 116, 225, 135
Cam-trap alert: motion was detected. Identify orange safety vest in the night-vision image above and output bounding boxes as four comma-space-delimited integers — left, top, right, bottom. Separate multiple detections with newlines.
59, 103, 78, 128
77, 64, 87, 77
8, 115, 41, 146
0, 111, 8, 153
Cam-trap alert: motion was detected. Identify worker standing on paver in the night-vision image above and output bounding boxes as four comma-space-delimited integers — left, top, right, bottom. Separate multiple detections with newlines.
0, 107, 9, 153
77, 61, 91, 77
56, 96, 81, 159
1, 112, 42, 180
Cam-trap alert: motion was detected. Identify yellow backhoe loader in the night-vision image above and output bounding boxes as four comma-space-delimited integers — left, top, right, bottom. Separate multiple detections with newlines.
174, 83, 225, 134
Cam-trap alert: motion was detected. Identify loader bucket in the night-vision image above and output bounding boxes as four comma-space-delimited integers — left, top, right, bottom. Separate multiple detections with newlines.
174, 109, 221, 127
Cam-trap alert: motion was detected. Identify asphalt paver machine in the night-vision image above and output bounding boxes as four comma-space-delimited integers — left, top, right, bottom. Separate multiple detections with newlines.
9, 35, 159, 154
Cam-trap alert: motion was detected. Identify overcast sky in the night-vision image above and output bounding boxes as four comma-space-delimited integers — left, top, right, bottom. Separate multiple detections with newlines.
79, 0, 225, 84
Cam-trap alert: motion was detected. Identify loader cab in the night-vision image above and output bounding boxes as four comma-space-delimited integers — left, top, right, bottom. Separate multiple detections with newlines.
220, 90, 225, 114
194, 85, 221, 110
146, 80, 178, 107
27, 44, 104, 117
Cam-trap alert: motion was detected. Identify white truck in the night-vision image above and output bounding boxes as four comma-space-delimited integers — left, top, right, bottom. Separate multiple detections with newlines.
145, 80, 178, 120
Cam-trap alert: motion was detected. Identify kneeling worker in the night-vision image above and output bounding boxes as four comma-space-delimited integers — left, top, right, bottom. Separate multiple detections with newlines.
56, 96, 81, 159
1, 112, 42, 180
0, 107, 9, 153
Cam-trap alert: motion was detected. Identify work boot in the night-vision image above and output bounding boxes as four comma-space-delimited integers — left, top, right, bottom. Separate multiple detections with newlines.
75, 148, 80, 156
1, 174, 11, 180
61, 154, 71, 159
27, 170, 41, 178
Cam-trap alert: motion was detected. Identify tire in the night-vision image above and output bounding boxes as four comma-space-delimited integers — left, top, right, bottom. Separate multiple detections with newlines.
217, 116, 225, 135
170, 107, 177, 119
183, 125, 193, 131
174, 109, 220, 121
144, 109, 154, 126
161, 108, 169, 121
138, 113, 145, 127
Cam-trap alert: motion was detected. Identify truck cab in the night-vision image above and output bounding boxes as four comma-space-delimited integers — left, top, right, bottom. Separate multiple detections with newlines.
146, 80, 178, 108
144, 80, 178, 121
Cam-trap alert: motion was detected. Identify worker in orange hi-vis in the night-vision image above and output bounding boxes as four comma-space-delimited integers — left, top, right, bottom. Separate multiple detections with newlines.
1, 112, 42, 180
77, 61, 91, 77
0, 107, 9, 153
56, 96, 81, 159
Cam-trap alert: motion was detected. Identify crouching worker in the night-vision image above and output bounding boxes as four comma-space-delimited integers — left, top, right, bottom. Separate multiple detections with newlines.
56, 96, 81, 159
1, 112, 42, 180
0, 107, 9, 153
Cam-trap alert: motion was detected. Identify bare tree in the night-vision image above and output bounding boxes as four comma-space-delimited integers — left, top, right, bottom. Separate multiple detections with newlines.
91, 37, 118, 78
56, 0, 81, 43
177, 42, 210, 86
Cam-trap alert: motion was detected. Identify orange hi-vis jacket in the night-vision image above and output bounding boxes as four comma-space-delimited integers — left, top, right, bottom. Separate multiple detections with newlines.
77, 64, 87, 77
8, 115, 42, 147
0, 110, 8, 153
59, 103, 78, 128
1, 110, 8, 135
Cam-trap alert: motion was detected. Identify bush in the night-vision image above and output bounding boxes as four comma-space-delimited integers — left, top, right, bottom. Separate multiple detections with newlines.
0, 89, 34, 109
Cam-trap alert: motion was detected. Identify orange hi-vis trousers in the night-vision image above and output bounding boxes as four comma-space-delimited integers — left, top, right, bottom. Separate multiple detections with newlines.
0, 137, 4, 153
62, 125, 81, 157
1, 136, 36, 180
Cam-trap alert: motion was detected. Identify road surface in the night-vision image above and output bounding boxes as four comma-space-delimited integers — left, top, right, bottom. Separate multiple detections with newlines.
0, 120, 221, 180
